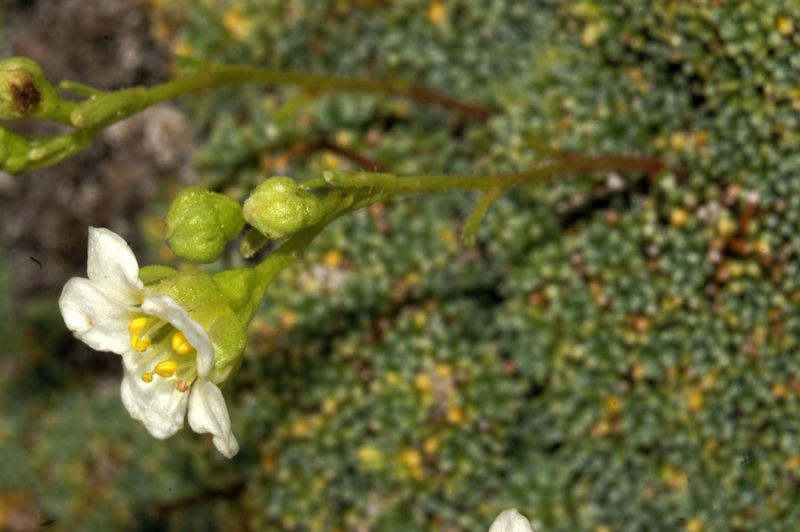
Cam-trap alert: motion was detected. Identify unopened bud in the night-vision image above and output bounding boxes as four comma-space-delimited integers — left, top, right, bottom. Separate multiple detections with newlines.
165, 187, 245, 263
243, 176, 325, 239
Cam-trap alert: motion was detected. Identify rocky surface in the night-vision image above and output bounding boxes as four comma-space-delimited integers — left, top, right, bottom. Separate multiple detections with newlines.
0, 0, 192, 298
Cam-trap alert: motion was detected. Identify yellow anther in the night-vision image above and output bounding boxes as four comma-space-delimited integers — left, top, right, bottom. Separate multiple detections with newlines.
130, 334, 151, 352
154, 360, 178, 378
141, 372, 154, 383
176, 380, 189, 393
128, 316, 150, 335
171, 331, 194, 356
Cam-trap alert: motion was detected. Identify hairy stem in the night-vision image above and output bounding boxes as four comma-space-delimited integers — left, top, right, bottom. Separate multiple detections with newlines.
251, 192, 355, 298
244, 154, 672, 309
70, 62, 493, 130
388, 155, 668, 195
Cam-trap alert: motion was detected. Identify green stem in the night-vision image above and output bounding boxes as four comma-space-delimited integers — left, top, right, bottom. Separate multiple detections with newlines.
257, 156, 666, 281
252, 222, 327, 297
240, 229, 269, 259
250, 191, 356, 300
0, 126, 92, 173
388, 155, 667, 195
242, 154, 669, 313
461, 186, 502, 246
71, 62, 492, 130
7, 59, 496, 174
316, 155, 668, 211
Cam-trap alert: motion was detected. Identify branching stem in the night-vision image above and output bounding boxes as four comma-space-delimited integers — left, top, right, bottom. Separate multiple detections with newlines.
252, 154, 672, 302
70, 61, 493, 130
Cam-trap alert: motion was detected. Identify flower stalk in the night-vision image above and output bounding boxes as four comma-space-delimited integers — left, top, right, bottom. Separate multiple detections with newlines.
237, 152, 670, 310
0, 56, 492, 173
69, 60, 494, 130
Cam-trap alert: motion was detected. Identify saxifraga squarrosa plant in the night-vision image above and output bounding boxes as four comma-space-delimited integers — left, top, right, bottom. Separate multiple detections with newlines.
2, 1, 800, 530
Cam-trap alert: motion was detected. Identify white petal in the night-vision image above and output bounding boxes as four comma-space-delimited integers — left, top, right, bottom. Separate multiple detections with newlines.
141, 294, 214, 377
489, 509, 535, 532
120, 371, 188, 439
188, 379, 239, 458
59, 277, 135, 354
87, 227, 143, 305
121, 351, 140, 374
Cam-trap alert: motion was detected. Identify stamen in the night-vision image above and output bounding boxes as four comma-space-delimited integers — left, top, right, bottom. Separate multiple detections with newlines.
130, 334, 152, 352
141, 372, 154, 383
128, 316, 150, 335
171, 331, 194, 355
154, 360, 178, 378
176, 380, 189, 392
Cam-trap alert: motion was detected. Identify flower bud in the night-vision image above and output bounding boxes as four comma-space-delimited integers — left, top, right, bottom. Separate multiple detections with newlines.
243, 176, 326, 239
165, 187, 245, 263
0, 57, 60, 121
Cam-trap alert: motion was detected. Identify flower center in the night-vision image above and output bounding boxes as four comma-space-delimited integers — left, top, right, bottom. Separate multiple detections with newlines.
128, 316, 197, 392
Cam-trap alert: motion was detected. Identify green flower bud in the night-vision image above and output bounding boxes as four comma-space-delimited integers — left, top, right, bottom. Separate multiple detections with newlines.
165, 186, 245, 263
145, 269, 248, 383
243, 176, 326, 239
0, 57, 61, 121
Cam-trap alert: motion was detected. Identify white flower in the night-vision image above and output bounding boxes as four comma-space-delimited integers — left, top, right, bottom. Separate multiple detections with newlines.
59, 227, 239, 458
489, 509, 536, 532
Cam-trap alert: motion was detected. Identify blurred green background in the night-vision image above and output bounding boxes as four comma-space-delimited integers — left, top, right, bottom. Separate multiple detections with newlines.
2, 0, 800, 530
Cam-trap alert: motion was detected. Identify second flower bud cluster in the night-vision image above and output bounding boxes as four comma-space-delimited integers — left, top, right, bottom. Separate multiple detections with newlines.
166, 176, 328, 263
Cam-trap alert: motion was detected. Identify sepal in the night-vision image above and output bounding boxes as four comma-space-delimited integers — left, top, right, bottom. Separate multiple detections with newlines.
145, 270, 247, 383
139, 265, 178, 285
212, 267, 264, 325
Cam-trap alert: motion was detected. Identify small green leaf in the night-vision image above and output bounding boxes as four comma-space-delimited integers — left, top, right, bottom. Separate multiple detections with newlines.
461, 187, 502, 246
